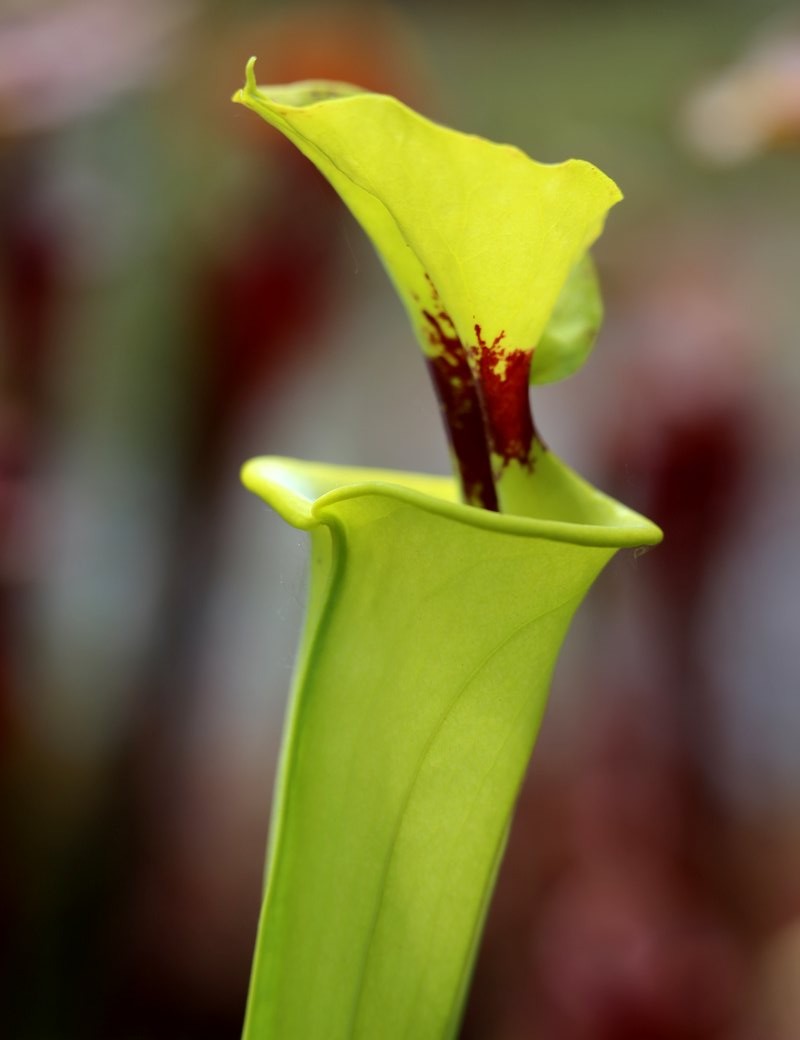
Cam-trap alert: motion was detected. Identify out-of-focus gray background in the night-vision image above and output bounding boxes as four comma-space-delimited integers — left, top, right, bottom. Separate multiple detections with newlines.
2, 1, 800, 1037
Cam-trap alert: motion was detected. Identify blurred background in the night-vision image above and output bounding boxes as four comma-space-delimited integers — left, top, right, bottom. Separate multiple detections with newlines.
2, 1, 800, 1037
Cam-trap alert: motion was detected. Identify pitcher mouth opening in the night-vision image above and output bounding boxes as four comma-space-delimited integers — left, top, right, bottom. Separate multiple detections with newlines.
241, 455, 663, 550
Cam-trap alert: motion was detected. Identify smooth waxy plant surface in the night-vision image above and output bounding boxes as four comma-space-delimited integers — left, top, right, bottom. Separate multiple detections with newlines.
234, 59, 661, 1040
235, 57, 618, 513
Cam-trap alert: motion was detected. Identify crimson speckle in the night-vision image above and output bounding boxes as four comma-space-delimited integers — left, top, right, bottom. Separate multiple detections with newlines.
419, 299, 537, 509
422, 308, 498, 511
473, 325, 535, 467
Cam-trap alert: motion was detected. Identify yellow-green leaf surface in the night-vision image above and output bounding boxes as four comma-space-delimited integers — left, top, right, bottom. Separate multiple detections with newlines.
233, 59, 621, 506
241, 456, 661, 1040
234, 60, 618, 357
532, 253, 604, 384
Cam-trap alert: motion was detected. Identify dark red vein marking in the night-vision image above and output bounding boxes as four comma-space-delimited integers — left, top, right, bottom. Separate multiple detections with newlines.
474, 324, 535, 468
422, 309, 498, 511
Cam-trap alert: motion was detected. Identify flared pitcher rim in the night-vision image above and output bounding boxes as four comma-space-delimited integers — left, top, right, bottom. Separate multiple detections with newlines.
241, 455, 663, 549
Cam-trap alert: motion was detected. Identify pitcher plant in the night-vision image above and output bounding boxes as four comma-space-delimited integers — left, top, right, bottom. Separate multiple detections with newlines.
232, 57, 662, 1040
